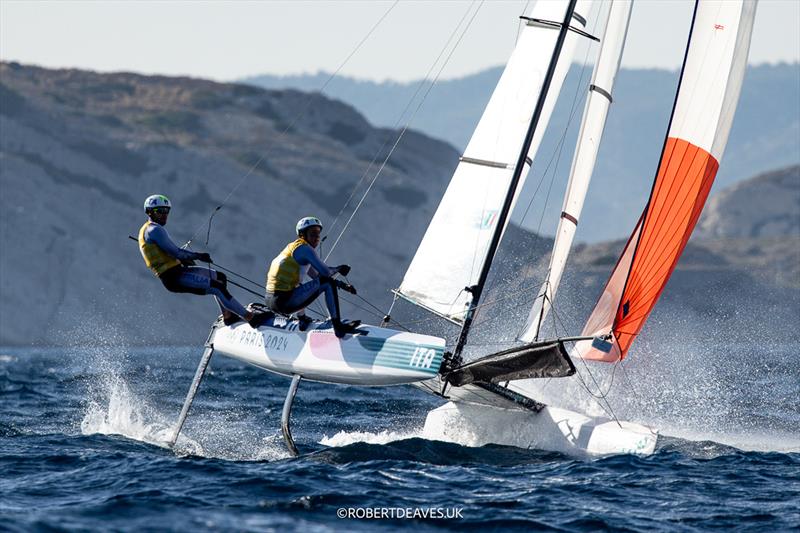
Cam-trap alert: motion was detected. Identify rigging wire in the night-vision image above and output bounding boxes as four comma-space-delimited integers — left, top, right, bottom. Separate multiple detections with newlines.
468, 0, 537, 313
325, 0, 487, 259
349, 293, 413, 332
533, 50, 594, 238
550, 302, 623, 426
514, 1, 533, 44
616, 358, 645, 409
183, 0, 401, 249
324, 1, 482, 247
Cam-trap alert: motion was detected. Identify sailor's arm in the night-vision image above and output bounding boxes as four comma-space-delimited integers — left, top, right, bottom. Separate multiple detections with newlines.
293, 245, 332, 277
146, 224, 208, 262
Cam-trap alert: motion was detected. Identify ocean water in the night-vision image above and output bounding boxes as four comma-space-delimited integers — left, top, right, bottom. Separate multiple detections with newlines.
1, 343, 798, 532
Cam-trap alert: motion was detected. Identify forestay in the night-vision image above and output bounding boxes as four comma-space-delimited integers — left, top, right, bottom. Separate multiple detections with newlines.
575, 0, 758, 362
519, 0, 633, 342
398, 0, 590, 322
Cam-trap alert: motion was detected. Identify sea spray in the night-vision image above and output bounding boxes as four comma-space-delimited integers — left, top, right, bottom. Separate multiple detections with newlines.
76, 346, 291, 461
80, 373, 173, 445
75, 340, 178, 447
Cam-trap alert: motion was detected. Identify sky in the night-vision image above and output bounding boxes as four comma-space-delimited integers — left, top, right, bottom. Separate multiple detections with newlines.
1, 1, 798, 83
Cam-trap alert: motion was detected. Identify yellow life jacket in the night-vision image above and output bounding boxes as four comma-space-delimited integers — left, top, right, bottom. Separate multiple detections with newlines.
138, 221, 181, 277
266, 238, 307, 292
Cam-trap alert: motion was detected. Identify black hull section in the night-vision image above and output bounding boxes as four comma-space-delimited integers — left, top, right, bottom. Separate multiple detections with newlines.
446, 341, 576, 387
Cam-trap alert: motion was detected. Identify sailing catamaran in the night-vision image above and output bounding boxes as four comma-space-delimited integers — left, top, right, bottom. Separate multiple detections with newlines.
168, 0, 757, 457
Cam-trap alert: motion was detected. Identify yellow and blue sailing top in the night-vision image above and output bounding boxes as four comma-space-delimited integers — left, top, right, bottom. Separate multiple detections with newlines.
267, 238, 332, 292
138, 220, 195, 276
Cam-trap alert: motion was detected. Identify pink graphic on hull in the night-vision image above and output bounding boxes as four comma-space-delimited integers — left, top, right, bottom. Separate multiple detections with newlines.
308, 331, 345, 361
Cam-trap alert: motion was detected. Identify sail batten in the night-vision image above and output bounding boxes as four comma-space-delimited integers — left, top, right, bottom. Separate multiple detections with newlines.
575, 0, 757, 362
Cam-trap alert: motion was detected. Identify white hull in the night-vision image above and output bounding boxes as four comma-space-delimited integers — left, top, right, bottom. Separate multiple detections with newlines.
422, 401, 657, 457
210, 318, 657, 456
211, 317, 446, 386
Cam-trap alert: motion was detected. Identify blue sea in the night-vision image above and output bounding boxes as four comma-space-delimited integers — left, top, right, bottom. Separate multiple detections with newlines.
1, 343, 798, 532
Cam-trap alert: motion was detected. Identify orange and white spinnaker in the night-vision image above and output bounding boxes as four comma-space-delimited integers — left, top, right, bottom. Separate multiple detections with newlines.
575, 0, 758, 362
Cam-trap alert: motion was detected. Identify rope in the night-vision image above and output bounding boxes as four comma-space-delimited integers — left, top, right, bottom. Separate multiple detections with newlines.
331, 276, 415, 332
463, 273, 548, 332
517, 7, 599, 231
514, 1, 533, 44
469, 9, 601, 331
211, 262, 264, 291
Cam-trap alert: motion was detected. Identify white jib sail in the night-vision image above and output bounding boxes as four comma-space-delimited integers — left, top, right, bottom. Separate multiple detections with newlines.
398, 0, 590, 322
519, 0, 633, 342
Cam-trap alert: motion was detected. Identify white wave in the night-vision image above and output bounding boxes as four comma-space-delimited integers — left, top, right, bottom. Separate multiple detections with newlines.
320, 429, 423, 447
653, 424, 800, 454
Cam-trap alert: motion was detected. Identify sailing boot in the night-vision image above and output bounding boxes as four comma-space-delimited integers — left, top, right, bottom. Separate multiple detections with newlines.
248, 311, 270, 329
222, 312, 242, 326
296, 314, 313, 332
332, 318, 360, 338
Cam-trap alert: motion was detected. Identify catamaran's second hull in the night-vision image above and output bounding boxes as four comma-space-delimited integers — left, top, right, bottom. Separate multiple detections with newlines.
211, 318, 446, 386
422, 401, 657, 456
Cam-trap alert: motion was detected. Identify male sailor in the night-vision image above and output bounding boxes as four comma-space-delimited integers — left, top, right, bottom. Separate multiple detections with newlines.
138, 194, 267, 328
265, 216, 358, 338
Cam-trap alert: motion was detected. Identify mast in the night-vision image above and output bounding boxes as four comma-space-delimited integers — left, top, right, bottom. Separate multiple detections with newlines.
451, 0, 579, 361
519, 0, 633, 343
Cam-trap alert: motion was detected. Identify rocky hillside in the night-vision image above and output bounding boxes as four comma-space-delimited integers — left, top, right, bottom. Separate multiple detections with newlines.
692, 165, 800, 289
0, 62, 458, 346
247, 64, 800, 242
696, 165, 799, 239
0, 63, 796, 347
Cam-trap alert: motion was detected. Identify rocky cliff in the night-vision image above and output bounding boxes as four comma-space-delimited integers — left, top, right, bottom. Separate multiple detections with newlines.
0, 62, 458, 346
1, 63, 796, 347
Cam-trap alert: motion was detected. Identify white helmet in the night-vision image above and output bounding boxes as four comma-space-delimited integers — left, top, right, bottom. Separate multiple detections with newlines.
296, 216, 322, 235
144, 194, 171, 213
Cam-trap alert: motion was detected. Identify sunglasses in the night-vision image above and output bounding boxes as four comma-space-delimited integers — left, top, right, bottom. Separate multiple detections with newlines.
151, 207, 171, 214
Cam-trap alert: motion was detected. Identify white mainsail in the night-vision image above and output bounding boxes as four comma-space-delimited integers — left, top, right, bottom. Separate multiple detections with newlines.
519, 0, 633, 342
398, 0, 591, 322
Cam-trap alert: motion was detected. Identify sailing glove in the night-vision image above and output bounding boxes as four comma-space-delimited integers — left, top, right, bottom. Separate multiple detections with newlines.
338, 281, 357, 295
336, 264, 351, 276
195, 252, 212, 263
